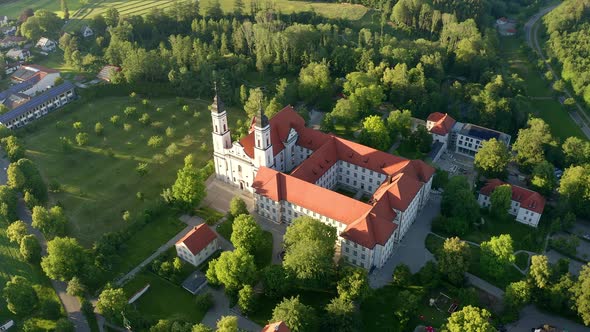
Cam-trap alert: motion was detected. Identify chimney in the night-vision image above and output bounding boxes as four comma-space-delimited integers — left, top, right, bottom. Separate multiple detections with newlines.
387, 175, 393, 184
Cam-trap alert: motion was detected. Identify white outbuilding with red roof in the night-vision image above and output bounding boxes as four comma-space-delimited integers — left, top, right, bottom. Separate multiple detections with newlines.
175, 224, 219, 267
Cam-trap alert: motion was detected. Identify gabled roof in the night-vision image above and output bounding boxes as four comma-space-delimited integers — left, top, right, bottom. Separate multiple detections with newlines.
239, 106, 325, 158
426, 112, 456, 136
0, 81, 75, 123
97, 65, 121, 82
175, 224, 218, 255
36, 37, 54, 47
479, 179, 546, 214
251, 108, 435, 248
262, 321, 290, 332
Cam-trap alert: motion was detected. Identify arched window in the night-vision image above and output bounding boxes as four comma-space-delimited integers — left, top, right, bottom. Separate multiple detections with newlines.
223, 124, 227, 131
215, 125, 218, 132
238, 165, 242, 172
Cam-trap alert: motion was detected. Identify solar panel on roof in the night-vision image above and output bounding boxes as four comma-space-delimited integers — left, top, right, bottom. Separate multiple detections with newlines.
466, 125, 501, 140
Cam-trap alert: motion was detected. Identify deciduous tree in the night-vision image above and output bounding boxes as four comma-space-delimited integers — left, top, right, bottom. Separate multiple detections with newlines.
238, 285, 256, 314
7, 220, 28, 244
446, 305, 495, 332
2, 276, 38, 315
337, 267, 369, 301
20, 235, 41, 263
323, 297, 356, 332
531, 160, 557, 196
474, 138, 510, 178
231, 214, 263, 254
229, 196, 248, 217
512, 118, 554, 170
41, 237, 89, 282
96, 287, 127, 319
504, 280, 531, 310
216, 316, 238, 332
298, 61, 331, 105
480, 234, 515, 279
271, 296, 317, 332
170, 154, 206, 210
359, 115, 391, 151
207, 248, 256, 291
439, 237, 470, 284
572, 263, 590, 326
528, 255, 551, 289
490, 184, 512, 218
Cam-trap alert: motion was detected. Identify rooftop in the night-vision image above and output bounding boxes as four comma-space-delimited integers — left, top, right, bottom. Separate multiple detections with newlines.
427, 112, 456, 136
175, 224, 218, 255
262, 321, 291, 332
0, 81, 75, 123
459, 123, 511, 144
480, 179, 546, 214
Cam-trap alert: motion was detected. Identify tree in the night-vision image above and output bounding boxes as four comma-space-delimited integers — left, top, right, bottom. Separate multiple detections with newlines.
238, 285, 256, 314
562, 137, 590, 166
96, 287, 127, 319
441, 176, 480, 228
271, 296, 317, 332
66, 277, 86, 297
61, 0, 69, 19
0, 185, 18, 222
94, 122, 104, 135
1, 136, 25, 162
474, 138, 510, 178
229, 196, 248, 217
558, 165, 590, 217
41, 237, 88, 282
75, 132, 89, 146
170, 154, 206, 210
512, 118, 554, 170
104, 8, 120, 27
528, 255, 551, 289
8, 159, 47, 203
231, 214, 263, 254
216, 316, 237, 332
480, 234, 515, 279
32, 205, 67, 238
409, 125, 433, 153
331, 99, 360, 125
265, 98, 282, 119
283, 216, 337, 282
298, 61, 331, 105
205, 0, 223, 19
55, 318, 74, 332
207, 248, 256, 291
573, 263, 590, 325
387, 109, 412, 139
504, 280, 531, 310
192, 324, 213, 332
392, 263, 412, 286
20, 235, 41, 263
3, 276, 38, 315
531, 160, 557, 196
243, 88, 266, 120
446, 305, 495, 332
7, 220, 28, 244
20, 10, 62, 40
337, 267, 369, 302
323, 297, 356, 332
358, 115, 391, 151
439, 237, 470, 284
490, 184, 512, 218
262, 265, 292, 298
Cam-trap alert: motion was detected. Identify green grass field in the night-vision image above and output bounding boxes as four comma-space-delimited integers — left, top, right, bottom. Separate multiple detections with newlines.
500, 36, 586, 141
0, 224, 64, 329
122, 270, 208, 323
20, 95, 245, 247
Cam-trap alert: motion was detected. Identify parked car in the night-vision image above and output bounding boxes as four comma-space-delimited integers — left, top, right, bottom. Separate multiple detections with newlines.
582, 234, 590, 241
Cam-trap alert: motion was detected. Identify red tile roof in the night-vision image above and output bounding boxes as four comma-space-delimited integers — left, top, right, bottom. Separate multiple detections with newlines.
251, 108, 435, 248
426, 112, 456, 136
176, 224, 218, 255
239, 106, 326, 158
262, 321, 290, 332
479, 179, 546, 214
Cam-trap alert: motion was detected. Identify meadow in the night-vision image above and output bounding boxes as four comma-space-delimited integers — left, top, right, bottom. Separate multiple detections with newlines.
501, 36, 586, 141
20, 94, 245, 247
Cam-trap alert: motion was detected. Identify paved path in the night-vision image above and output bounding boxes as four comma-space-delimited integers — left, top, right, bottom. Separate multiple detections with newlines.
506, 305, 590, 332
369, 193, 441, 288
465, 273, 505, 299
524, 4, 590, 139
200, 286, 262, 332
0, 154, 91, 331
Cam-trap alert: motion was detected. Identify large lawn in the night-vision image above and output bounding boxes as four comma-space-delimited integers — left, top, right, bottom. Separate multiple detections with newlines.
500, 36, 586, 141
20, 95, 245, 246
0, 223, 64, 329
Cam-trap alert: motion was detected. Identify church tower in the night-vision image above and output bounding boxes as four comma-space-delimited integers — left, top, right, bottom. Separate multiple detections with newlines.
210, 87, 231, 181
253, 105, 274, 168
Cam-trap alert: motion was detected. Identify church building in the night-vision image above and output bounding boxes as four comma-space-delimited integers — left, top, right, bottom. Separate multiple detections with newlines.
210, 93, 435, 270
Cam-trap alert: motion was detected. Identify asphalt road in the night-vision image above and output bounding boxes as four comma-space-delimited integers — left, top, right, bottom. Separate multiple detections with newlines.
524, 4, 590, 139
0, 154, 91, 331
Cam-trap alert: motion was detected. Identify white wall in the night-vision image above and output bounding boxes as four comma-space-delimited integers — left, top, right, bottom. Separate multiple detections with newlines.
175, 238, 219, 267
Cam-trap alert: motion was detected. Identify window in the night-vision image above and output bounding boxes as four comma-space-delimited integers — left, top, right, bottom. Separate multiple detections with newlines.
353, 251, 357, 256
361, 254, 366, 259
215, 125, 218, 132
223, 124, 227, 131
257, 139, 260, 147
345, 247, 350, 253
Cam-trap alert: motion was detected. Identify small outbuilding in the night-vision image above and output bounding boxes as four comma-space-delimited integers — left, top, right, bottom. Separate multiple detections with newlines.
35, 37, 56, 52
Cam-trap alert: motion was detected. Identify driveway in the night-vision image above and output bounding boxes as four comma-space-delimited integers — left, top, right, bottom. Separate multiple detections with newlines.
546, 249, 585, 276
369, 193, 441, 288
252, 212, 287, 264
506, 305, 590, 332
200, 286, 262, 332
202, 177, 255, 214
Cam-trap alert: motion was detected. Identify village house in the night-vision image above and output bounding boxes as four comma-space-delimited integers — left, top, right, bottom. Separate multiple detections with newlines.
4, 48, 30, 61
262, 322, 291, 332
478, 179, 546, 228
35, 37, 57, 52
0, 36, 25, 49
211, 94, 434, 270
175, 224, 220, 267
97, 65, 121, 82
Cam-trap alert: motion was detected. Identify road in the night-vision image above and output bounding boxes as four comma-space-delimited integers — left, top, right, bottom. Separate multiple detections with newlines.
524, 4, 590, 139
0, 155, 91, 332
506, 305, 590, 332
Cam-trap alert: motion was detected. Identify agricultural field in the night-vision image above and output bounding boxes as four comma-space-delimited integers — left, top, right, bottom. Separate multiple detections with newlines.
0, 224, 64, 330
20, 94, 246, 247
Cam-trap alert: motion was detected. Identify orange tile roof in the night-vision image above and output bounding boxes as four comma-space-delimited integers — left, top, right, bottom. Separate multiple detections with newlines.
239, 106, 325, 158
176, 224, 218, 255
262, 321, 290, 332
251, 107, 435, 249
479, 179, 546, 214
427, 112, 456, 136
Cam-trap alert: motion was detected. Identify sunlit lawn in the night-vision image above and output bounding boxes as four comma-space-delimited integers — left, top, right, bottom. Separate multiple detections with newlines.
20, 95, 245, 246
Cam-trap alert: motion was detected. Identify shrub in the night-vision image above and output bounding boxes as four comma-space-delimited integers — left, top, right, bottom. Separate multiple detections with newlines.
75, 132, 89, 146
195, 292, 213, 312
147, 136, 163, 148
